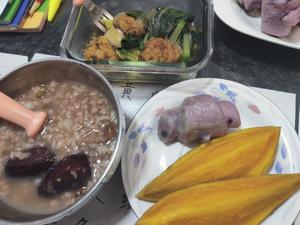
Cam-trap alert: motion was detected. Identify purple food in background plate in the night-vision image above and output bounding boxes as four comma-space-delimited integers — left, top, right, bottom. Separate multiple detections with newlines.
261, 0, 300, 37
238, 0, 262, 10
282, 7, 300, 26
157, 94, 241, 145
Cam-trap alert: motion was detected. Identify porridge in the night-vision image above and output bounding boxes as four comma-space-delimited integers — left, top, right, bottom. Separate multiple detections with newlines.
0, 80, 118, 214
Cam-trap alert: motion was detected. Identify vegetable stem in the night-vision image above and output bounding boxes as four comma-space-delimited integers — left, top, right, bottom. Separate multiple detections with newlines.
170, 19, 186, 43
99, 18, 113, 30
116, 49, 141, 61
140, 33, 149, 49
183, 32, 191, 62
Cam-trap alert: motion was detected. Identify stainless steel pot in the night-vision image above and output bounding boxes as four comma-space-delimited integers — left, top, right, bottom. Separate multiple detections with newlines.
0, 59, 125, 225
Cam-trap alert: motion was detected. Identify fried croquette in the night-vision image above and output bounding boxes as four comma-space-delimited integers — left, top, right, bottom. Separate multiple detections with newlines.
83, 36, 119, 61
140, 38, 181, 63
113, 13, 145, 37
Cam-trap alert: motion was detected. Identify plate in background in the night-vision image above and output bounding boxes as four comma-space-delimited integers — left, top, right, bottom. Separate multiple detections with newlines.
214, 0, 300, 49
121, 78, 300, 225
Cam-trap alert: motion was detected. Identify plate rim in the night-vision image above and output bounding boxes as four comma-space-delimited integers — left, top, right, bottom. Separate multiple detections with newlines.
121, 77, 300, 224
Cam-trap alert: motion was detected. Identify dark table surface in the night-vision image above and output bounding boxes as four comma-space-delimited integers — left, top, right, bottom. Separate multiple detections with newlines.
0, 0, 300, 129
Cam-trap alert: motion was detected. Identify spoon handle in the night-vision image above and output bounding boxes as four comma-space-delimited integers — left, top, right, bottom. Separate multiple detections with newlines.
0, 92, 47, 138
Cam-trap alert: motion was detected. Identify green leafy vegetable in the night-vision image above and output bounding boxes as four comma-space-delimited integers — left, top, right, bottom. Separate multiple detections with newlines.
126, 10, 143, 19
148, 7, 193, 38
121, 36, 142, 49
116, 49, 141, 61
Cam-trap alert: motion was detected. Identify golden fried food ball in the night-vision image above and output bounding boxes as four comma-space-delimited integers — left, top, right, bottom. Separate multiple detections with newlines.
140, 38, 181, 63
83, 36, 119, 61
113, 13, 145, 37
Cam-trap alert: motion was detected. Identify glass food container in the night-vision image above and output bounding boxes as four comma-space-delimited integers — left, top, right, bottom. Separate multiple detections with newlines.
60, 0, 214, 83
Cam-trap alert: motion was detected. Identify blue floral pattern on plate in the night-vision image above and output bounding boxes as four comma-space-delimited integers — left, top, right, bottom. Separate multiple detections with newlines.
275, 161, 283, 174
281, 143, 287, 159
208, 83, 238, 104
129, 123, 153, 167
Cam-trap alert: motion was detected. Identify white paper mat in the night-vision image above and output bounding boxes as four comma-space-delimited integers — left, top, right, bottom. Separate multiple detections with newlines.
0, 52, 298, 225
31, 53, 60, 61
0, 0, 9, 16
0, 52, 28, 75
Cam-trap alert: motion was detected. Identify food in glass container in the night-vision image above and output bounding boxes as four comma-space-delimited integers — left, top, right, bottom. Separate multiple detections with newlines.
84, 36, 119, 61
83, 7, 201, 64
0, 80, 118, 214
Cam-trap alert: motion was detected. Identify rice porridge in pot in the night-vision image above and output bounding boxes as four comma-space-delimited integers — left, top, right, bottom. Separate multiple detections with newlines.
0, 80, 118, 214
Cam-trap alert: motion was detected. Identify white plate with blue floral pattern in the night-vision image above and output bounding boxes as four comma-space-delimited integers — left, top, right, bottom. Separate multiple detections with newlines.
121, 78, 300, 224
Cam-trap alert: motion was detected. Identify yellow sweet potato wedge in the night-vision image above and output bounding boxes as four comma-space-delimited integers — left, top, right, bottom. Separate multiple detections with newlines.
136, 174, 300, 225
137, 126, 280, 202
